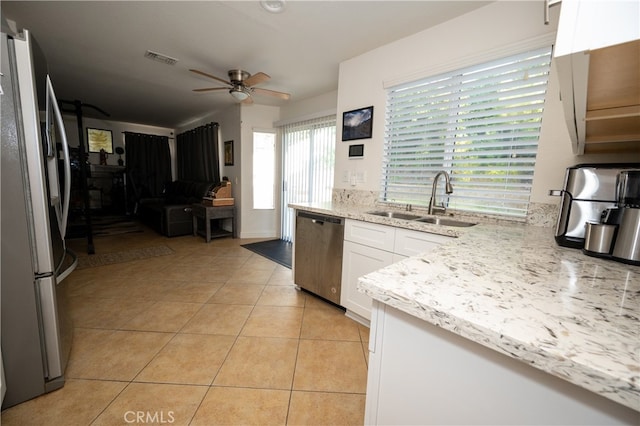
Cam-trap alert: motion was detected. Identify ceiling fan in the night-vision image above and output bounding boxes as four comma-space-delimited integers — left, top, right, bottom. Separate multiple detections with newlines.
190, 68, 291, 104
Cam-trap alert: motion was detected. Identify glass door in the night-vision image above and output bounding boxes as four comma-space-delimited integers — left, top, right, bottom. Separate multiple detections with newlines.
281, 116, 336, 242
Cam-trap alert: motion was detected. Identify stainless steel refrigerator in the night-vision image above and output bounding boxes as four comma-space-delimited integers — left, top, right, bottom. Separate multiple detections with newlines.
1, 28, 76, 408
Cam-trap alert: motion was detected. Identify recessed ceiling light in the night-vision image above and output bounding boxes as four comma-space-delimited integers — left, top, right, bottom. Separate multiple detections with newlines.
260, 0, 286, 14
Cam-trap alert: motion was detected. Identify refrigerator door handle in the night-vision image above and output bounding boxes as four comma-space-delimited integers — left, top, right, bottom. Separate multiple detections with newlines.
46, 75, 71, 238
44, 78, 54, 158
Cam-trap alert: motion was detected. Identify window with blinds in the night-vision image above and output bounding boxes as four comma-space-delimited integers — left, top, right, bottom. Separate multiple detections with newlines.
280, 116, 336, 242
382, 46, 553, 217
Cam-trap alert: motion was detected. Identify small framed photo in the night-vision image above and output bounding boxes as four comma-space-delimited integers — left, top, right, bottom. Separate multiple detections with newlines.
342, 106, 373, 141
87, 128, 113, 153
224, 140, 234, 166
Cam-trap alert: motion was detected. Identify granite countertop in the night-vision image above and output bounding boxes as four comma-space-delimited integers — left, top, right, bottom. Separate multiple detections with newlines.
291, 202, 640, 411
358, 222, 640, 412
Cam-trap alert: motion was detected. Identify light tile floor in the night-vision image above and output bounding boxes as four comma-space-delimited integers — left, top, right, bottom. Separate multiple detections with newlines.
1, 227, 369, 425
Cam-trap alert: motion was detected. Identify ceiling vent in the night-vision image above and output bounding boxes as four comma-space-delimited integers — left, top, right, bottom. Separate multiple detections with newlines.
144, 50, 178, 66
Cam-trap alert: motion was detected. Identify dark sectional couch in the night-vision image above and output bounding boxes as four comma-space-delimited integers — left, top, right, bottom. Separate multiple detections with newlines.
137, 180, 217, 237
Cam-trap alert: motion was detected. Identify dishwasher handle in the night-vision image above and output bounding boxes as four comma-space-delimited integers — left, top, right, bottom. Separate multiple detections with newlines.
297, 211, 343, 225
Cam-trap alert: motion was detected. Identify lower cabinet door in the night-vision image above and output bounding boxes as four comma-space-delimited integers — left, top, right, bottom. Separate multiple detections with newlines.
341, 240, 394, 321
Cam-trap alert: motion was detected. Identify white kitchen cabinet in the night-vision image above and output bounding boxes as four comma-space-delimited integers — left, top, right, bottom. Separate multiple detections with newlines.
555, 0, 640, 57
341, 240, 394, 323
365, 300, 639, 425
341, 219, 451, 324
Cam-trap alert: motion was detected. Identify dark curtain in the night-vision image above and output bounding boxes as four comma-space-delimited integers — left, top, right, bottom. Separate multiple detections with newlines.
124, 132, 172, 201
176, 122, 220, 182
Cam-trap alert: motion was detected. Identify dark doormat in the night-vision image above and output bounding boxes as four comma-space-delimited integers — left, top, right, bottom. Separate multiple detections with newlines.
241, 239, 292, 269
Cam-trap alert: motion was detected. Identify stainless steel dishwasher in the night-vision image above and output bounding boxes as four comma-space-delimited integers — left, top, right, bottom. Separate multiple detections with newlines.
294, 211, 344, 305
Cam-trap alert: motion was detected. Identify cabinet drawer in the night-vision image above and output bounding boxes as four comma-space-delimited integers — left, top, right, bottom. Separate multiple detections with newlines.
344, 219, 395, 251
393, 228, 451, 257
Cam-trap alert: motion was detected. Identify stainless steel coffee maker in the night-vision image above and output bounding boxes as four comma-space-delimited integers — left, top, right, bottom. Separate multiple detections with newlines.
551, 164, 640, 248
611, 170, 640, 265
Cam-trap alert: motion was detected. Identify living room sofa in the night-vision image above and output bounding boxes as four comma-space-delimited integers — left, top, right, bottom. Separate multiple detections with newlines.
137, 180, 217, 237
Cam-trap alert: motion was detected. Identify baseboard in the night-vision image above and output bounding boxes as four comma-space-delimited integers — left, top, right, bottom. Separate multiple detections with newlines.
345, 309, 371, 328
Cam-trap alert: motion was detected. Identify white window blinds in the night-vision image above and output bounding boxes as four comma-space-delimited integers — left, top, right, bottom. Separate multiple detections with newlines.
382, 46, 553, 217
281, 116, 336, 242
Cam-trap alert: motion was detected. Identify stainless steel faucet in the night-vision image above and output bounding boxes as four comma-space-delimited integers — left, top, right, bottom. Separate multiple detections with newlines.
428, 171, 453, 215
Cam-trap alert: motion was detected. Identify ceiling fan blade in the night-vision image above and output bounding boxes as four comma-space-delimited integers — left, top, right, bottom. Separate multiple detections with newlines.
244, 72, 270, 87
193, 87, 228, 92
252, 87, 291, 100
189, 69, 231, 86
242, 96, 254, 105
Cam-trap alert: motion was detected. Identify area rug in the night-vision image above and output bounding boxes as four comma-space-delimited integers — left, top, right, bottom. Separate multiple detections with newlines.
241, 239, 292, 269
92, 220, 143, 237
76, 245, 174, 269
68, 215, 143, 238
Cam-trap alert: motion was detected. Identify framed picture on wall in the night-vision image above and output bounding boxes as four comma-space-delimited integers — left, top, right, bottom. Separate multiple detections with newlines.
87, 128, 113, 153
342, 106, 373, 141
224, 140, 234, 166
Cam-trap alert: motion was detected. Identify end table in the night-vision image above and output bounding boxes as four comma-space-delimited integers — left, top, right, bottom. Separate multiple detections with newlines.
191, 203, 236, 242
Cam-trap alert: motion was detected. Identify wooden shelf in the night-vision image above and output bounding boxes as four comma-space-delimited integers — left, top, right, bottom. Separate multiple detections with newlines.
586, 106, 640, 144
584, 140, 640, 155
582, 40, 640, 153
585, 105, 640, 121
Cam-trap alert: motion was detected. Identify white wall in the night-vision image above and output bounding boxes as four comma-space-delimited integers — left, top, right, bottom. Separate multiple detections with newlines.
334, 1, 629, 206
279, 90, 338, 124
216, 106, 243, 187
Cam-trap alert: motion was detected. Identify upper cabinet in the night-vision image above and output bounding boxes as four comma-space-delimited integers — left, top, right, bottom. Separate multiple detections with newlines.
555, 0, 639, 56
554, 0, 640, 154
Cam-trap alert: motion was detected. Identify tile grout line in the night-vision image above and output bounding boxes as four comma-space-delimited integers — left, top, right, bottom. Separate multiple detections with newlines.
186, 264, 274, 425
284, 288, 309, 425
15, 232, 368, 424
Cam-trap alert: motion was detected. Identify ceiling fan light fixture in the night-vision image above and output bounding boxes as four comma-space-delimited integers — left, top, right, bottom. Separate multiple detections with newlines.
230, 87, 250, 101
260, 0, 286, 13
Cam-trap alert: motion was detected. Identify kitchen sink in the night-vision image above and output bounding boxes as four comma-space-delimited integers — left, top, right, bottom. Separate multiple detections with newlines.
366, 210, 477, 227
367, 211, 423, 220
415, 217, 477, 227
